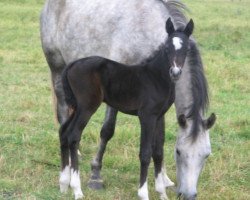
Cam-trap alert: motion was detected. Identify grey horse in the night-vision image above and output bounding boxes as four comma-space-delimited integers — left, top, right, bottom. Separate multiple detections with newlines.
40, 0, 216, 199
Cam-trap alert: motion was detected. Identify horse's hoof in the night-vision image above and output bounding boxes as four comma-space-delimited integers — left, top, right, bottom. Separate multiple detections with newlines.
88, 179, 104, 190
74, 191, 84, 200
165, 182, 175, 188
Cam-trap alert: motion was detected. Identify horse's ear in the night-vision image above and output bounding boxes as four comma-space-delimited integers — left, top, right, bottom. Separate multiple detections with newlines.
184, 19, 194, 37
204, 113, 216, 130
178, 114, 187, 128
166, 18, 175, 35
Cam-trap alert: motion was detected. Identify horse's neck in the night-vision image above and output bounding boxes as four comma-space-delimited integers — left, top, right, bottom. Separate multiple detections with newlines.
44, 0, 66, 18
174, 57, 193, 117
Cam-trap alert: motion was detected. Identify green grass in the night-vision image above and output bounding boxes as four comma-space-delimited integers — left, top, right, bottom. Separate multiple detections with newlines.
0, 0, 249, 199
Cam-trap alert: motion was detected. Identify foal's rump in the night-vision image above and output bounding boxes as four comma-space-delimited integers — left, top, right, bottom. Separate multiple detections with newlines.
62, 57, 105, 112
62, 56, 142, 114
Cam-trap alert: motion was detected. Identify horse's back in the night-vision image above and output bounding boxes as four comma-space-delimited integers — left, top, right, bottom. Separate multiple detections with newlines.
40, 0, 171, 65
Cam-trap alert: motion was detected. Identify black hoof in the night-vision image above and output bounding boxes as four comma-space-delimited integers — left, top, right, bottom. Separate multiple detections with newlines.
88, 179, 104, 190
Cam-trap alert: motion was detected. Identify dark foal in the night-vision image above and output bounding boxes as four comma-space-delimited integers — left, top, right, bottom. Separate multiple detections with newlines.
59, 18, 194, 200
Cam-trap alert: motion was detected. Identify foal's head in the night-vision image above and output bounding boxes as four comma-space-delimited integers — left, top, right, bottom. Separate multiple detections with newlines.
165, 18, 194, 81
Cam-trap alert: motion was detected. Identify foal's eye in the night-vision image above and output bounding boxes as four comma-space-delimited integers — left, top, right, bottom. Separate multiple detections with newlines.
176, 149, 181, 156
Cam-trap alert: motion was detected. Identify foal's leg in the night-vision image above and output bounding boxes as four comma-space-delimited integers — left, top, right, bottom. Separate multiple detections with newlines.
88, 106, 118, 189
68, 109, 94, 199
152, 117, 174, 200
138, 113, 157, 200
59, 115, 74, 193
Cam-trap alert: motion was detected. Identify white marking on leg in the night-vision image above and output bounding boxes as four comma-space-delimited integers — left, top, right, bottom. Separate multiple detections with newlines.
69, 155, 72, 166
59, 165, 71, 193
70, 169, 84, 200
77, 150, 82, 156
172, 37, 183, 50
155, 171, 168, 200
138, 181, 149, 200
161, 167, 174, 187
155, 167, 175, 200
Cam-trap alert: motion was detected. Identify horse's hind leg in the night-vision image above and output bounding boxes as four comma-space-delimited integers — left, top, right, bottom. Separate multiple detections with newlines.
88, 106, 118, 189
44, 50, 69, 124
152, 117, 174, 200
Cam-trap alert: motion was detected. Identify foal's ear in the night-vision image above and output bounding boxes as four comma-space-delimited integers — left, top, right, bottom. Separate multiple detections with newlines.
184, 19, 194, 37
166, 17, 175, 35
203, 113, 216, 130
178, 114, 187, 128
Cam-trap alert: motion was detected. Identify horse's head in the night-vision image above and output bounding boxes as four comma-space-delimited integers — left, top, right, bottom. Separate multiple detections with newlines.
175, 113, 216, 200
165, 18, 194, 81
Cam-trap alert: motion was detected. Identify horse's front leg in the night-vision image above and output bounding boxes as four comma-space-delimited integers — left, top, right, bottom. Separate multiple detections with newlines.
138, 113, 157, 200
152, 117, 174, 200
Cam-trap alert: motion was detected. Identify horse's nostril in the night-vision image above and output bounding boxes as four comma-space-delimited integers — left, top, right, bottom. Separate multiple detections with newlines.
188, 193, 197, 200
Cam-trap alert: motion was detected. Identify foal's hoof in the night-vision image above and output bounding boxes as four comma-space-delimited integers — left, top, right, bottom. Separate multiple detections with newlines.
88, 179, 104, 190
167, 185, 177, 192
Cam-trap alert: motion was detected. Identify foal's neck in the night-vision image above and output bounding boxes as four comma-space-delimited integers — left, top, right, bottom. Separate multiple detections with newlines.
146, 47, 170, 78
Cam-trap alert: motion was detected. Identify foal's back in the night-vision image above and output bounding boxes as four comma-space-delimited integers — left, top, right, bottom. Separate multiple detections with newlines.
65, 56, 143, 114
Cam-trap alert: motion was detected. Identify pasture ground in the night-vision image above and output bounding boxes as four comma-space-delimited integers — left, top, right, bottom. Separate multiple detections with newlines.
0, 0, 249, 199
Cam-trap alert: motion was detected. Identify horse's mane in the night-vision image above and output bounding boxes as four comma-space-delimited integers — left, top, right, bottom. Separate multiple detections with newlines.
162, 0, 188, 29
187, 40, 209, 140
164, 0, 209, 140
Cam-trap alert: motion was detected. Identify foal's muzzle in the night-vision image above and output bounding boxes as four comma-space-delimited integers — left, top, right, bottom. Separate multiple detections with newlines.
170, 66, 182, 81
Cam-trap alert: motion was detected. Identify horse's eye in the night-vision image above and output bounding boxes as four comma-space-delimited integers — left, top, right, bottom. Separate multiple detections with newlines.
176, 149, 181, 156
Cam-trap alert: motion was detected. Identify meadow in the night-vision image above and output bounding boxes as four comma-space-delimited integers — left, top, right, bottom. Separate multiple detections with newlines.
0, 0, 249, 199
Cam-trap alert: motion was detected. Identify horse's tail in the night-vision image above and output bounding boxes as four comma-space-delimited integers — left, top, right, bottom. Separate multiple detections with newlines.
62, 63, 77, 111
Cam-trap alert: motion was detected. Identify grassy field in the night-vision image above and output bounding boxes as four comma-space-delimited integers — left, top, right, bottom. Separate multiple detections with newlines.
0, 0, 249, 199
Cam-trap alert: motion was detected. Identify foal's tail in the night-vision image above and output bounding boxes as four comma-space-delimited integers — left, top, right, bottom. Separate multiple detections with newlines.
62, 63, 77, 111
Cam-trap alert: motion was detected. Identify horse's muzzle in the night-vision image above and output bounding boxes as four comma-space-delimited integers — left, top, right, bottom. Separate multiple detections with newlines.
177, 192, 197, 200
170, 66, 182, 81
